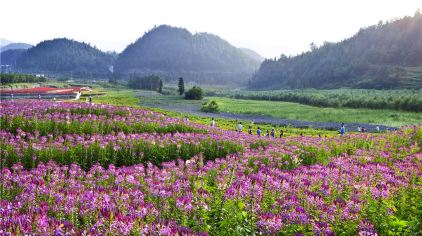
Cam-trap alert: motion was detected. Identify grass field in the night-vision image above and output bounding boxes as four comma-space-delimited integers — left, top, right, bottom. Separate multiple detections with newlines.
127, 90, 421, 127
85, 88, 140, 107
215, 88, 422, 112
213, 97, 421, 127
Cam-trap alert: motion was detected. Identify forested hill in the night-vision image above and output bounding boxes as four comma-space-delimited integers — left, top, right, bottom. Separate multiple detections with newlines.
0, 49, 26, 66
115, 25, 262, 85
250, 12, 422, 90
16, 38, 115, 77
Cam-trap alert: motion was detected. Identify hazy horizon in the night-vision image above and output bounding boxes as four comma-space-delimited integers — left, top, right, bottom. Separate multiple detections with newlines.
1, 0, 420, 58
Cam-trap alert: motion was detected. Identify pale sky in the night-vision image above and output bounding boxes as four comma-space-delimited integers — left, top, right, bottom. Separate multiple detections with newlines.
1, 0, 420, 58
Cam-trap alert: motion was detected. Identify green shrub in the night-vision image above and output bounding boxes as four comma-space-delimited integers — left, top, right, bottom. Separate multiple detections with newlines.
185, 86, 203, 100
201, 100, 219, 113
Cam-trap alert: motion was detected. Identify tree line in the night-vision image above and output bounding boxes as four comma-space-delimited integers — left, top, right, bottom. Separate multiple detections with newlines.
127, 74, 163, 92
0, 73, 47, 84
217, 89, 422, 112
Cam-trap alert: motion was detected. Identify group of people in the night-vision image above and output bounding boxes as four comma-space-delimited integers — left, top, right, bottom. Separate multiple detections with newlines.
242, 122, 284, 138
339, 123, 382, 137
210, 118, 285, 138
357, 125, 380, 133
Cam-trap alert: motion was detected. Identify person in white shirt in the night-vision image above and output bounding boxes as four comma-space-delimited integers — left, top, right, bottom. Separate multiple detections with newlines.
211, 117, 215, 127
376, 126, 380, 132
237, 122, 243, 133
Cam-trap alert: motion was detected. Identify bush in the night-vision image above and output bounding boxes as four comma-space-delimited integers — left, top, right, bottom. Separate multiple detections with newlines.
185, 86, 203, 100
201, 100, 219, 113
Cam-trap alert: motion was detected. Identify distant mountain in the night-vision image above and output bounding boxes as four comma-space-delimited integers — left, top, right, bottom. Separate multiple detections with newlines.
115, 25, 262, 85
250, 12, 422, 89
1, 43, 32, 52
0, 38, 14, 48
16, 38, 115, 77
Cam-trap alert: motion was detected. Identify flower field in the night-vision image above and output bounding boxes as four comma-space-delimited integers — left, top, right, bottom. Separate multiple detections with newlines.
1, 100, 421, 235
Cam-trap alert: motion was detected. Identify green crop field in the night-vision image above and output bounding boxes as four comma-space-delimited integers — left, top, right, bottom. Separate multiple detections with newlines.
123, 89, 421, 127
212, 97, 421, 127
214, 88, 422, 112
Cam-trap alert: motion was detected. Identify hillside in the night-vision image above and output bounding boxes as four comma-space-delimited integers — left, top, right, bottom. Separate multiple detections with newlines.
249, 12, 422, 89
16, 38, 115, 77
115, 25, 262, 85
0, 43, 32, 52
0, 49, 26, 66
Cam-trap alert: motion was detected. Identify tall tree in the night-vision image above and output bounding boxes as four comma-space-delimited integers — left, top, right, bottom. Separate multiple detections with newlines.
178, 77, 185, 95
158, 79, 163, 93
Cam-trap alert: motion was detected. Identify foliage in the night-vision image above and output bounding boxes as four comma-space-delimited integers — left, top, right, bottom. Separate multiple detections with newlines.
218, 89, 422, 112
178, 77, 185, 95
128, 74, 162, 91
250, 13, 422, 89
108, 75, 118, 85
1, 136, 242, 170
0, 115, 206, 138
201, 100, 219, 113
158, 79, 163, 93
0, 73, 47, 84
185, 86, 203, 100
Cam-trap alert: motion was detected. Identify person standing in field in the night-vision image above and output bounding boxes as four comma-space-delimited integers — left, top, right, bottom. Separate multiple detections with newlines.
248, 126, 252, 135
89, 95, 93, 104
339, 123, 345, 137
210, 117, 215, 127
265, 130, 270, 137
237, 122, 243, 133
38, 94, 41, 100
279, 129, 284, 138
270, 128, 275, 138
376, 126, 380, 132
257, 127, 261, 137
358, 126, 361, 132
